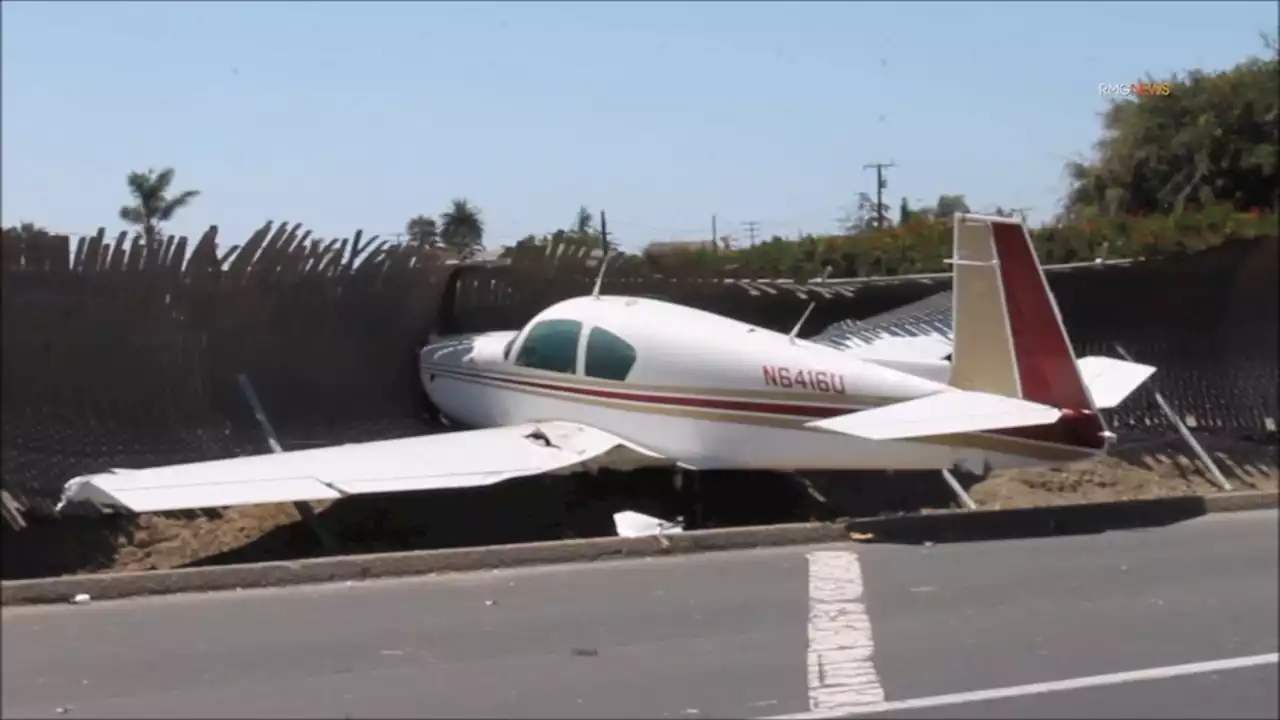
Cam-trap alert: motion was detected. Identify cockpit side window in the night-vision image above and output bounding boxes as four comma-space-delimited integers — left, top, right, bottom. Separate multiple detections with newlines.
584, 326, 637, 381
514, 319, 582, 374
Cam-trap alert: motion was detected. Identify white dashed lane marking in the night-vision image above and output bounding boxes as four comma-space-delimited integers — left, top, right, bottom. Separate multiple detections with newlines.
805, 550, 885, 714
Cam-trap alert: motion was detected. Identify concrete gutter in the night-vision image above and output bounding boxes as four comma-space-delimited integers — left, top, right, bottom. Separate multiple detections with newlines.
3, 491, 1274, 607
0, 523, 846, 606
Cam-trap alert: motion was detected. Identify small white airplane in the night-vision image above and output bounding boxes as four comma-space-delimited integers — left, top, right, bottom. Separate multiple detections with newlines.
58, 214, 1156, 524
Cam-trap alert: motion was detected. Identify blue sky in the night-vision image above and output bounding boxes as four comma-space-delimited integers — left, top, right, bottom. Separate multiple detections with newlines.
2, 1, 1274, 251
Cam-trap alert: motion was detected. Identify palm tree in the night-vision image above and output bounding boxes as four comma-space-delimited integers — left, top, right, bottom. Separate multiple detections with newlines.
405, 214, 439, 248
439, 198, 485, 260
118, 168, 199, 242
573, 206, 594, 236
5, 221, 48, 236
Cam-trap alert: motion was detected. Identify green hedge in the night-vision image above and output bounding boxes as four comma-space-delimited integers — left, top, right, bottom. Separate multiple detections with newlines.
639, 206, 1279, 281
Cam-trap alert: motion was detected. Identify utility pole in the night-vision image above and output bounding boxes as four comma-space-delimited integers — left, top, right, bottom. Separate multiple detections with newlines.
599, 210, 610, 254
862, 161, 896, 229
742, 220, 760, 247
711, 214, 718, 253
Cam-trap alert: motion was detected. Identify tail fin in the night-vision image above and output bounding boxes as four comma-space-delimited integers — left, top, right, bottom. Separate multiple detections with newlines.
947, 214, 1111, 449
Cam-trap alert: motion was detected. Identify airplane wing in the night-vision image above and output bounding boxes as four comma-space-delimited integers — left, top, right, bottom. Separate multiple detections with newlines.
57, 421, 669, 515
805, 390, 1062, 441
811, 290, 954, 360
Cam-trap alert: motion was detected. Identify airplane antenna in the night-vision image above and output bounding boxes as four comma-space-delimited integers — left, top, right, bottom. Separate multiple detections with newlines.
787, 264, 834, 341
591, 249, 612, 299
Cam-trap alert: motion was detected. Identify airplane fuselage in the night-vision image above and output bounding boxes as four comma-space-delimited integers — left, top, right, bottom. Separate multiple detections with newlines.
419, 295, 1101, 473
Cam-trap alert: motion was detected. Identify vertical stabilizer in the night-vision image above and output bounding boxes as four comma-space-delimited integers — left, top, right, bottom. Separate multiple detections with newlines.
947, 214, 1107, 449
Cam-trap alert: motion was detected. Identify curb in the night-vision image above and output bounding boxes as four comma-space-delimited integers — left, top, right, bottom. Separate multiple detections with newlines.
1202, 490, 1279, 513
0, 522, 848, 606
844, 490, 1278, 544
3, 491, 1274, 607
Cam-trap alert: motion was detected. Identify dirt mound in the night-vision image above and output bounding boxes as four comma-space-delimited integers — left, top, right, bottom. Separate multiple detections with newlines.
109, 502, 327, 573
971, 447, 1277, 509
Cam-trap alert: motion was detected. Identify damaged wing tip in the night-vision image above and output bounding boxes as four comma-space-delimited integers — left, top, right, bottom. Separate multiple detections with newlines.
56, 472, 121, 514
56, 476, 90, 513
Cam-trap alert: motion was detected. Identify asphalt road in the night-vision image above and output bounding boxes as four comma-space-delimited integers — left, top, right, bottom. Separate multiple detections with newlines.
3, 509, 1277, 719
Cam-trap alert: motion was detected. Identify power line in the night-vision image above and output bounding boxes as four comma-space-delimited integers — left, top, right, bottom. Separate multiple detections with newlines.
862, 161, 895, 229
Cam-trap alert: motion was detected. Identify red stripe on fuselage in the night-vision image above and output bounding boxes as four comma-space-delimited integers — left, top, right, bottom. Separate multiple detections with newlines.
427, 364, 858, 418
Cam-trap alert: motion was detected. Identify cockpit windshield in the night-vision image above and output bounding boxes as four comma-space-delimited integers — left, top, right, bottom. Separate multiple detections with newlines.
513, 319, 582, 374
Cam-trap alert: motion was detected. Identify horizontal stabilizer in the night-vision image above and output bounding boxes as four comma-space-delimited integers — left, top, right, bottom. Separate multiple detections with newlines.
58, 421, 668, 515
1076, 356, 1156, 410
805, 390, 1062, 441
843, 335, 954, 361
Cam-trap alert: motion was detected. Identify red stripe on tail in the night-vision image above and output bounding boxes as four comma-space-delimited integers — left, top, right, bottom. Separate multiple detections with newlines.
989, 222, 1106, 450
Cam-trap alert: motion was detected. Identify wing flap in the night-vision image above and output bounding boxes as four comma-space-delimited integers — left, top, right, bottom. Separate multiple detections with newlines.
1075, 355, 1156, 410
805, 390, 1062, 440
58, 421, 667, 514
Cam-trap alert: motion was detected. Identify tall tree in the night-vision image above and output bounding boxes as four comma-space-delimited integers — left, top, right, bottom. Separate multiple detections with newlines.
405, 214, 439, 247
439, 198, 485, 260
118, 168, 199, 242
570, 205, 613, 254
932, 194, 970, 218
572, 206, 594, 237
839, 193, 892, 233
1062, 38, 1278, 218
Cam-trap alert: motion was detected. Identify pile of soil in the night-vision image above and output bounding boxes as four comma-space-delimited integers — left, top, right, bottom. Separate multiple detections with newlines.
3, 447, 1274, 579
971, 449, 1277, 509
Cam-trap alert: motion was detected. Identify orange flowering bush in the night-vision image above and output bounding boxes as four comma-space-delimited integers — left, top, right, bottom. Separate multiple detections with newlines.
625, 208, 1277, 279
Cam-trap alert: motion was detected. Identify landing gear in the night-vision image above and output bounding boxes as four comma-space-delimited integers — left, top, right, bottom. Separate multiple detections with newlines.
942, 465, 980, 510
420, 378, 447, 429
673, 466, 702, 529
